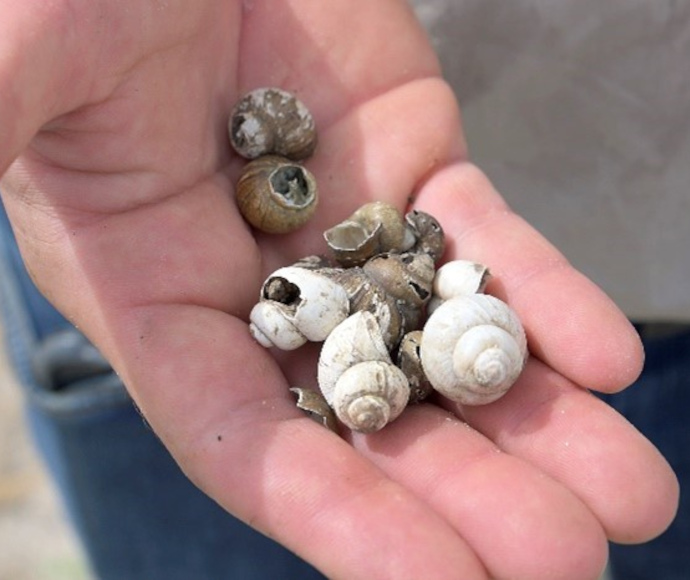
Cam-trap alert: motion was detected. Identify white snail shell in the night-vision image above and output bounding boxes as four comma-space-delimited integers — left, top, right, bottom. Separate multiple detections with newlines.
249, 267, 350, 350
420, 294, 528, 405
427, 260, 491, 315
318, 311, 410, 432
434, 260, 491, 299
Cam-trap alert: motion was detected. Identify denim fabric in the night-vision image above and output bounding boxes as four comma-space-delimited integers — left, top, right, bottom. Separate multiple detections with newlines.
0, 203, 324, 580
602, 326, 690, 580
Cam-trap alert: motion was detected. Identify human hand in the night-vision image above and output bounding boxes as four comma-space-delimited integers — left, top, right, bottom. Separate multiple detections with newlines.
0, 2, 678, 579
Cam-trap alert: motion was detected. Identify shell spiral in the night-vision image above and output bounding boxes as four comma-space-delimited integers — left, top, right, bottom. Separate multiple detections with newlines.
331, 360, 409, 433
420, 294, 527, 405
318, 311, 410, 432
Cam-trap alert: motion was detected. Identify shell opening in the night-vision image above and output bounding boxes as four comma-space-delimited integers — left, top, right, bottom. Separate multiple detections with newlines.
270, 165, 313, 208
231, 112, 272, 157
325, 221, 380, 250
324, 221, 382, 267
263, 276, 301, 306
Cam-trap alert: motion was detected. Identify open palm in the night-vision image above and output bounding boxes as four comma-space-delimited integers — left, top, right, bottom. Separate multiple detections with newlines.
0, 2, 678, 579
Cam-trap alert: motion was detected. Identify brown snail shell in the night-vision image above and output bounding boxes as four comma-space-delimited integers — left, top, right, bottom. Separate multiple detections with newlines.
236, 155, 318, 234
362, 252, 434, 308
229, 87, 318, 161
324, 201, 415, 267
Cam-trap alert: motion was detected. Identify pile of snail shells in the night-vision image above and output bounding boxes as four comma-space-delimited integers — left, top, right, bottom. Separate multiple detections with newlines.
229, 87, 319, 234
249, 200, 529, 434
229, 88, 528, 433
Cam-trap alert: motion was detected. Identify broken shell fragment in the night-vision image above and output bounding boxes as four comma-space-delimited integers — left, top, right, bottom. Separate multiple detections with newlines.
229, 87, 317, 160
318, 311, 410, 432
249, 267, 349, 350
236, 155, 318, 234
290, 387, 339, 433
421, 294, 528, 405
324, 220, 383, 268
324, 201, 415, 267
397, 330, 433, 403
405, 210, 445, 263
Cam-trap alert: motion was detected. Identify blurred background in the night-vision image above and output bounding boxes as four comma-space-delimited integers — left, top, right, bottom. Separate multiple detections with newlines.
0, 329, 92, 580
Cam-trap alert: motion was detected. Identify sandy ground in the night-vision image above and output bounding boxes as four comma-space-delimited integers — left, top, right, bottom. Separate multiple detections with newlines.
0, 329, 93, 580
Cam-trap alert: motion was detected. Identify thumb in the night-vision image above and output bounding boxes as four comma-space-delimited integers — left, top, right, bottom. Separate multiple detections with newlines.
0, 3, 98, 175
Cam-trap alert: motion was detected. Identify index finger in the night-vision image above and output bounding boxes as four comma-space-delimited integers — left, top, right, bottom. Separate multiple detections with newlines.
414, 162, 644, 393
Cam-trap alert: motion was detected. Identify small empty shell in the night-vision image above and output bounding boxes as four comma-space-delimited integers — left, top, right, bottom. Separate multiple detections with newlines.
427, 260, 491, 315
229, 87, 317, 160
290, 387, 339, 433
318, 311, 410, 432
421, 294, 527, 405
236, 155, 318, 234
249, 267, 350, 350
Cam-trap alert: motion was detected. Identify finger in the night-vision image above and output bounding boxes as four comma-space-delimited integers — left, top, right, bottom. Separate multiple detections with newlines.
414, 162, 645, 392
237, 0, 440, 128
112, 305, 488, 580
0, 2, 241, 185
454, 358, 679, 544
351, 405, 609, 580
0, 2, 85, 175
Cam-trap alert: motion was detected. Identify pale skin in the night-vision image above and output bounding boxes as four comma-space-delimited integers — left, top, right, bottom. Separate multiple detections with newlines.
0, 1, 679, 579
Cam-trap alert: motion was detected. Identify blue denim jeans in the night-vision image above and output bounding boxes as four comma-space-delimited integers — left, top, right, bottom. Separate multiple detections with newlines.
0, 204, 325, 579
601, 324, 690, 580
1, 202, 687, 579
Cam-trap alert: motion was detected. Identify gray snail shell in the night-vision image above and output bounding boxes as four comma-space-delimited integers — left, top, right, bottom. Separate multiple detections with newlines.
229, 87, 318, 161
236, 155, 318, 234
